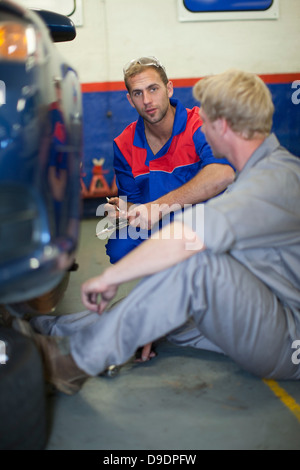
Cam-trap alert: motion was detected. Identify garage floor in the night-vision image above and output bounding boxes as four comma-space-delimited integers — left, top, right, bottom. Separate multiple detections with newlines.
26, 219, 300, 449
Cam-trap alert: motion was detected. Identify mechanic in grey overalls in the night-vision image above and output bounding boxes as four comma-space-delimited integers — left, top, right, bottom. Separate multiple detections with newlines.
16, 69, 300, 394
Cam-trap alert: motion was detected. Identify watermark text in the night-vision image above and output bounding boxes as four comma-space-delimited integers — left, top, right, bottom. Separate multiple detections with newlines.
0, 80, 6, 106
95, 199, 204, 251
0, 340, 7, 364
291, 80, 300, 105
291, 340, 300, 365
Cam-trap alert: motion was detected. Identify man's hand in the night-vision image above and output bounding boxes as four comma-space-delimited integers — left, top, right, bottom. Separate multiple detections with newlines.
104, 197, 128, 222
135, 342, 157, 362
127, 202, 162, 230
81, 274, 118, 314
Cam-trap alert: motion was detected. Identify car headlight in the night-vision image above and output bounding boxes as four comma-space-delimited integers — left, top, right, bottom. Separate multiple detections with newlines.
0, 22, 38, 61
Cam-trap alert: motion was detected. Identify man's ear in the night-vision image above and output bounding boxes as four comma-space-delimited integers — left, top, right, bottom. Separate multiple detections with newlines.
216, 117, 228, 136
167, 81, 174, 99
126, 93, 135, 108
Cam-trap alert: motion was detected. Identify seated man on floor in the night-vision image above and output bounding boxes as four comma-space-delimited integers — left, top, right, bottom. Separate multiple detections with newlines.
13, 69, 300, 395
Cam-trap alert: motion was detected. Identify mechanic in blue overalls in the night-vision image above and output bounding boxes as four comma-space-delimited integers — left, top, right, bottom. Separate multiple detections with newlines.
105, 57, 235, 264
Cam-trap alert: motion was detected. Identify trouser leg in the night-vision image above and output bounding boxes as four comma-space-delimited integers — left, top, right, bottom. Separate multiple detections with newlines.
70, 256, 200, 375
30, 299, 126, 337
105, 217, 170, 263
167, 319, 224, 354
187, 253, 300, 380
30, 310, 100, 336
105, 226, 149, 264
69, 251, 300, 380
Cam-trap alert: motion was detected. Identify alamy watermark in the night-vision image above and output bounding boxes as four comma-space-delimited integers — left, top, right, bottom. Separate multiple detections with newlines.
291, 80, 300, 105
0, 340, 7, 365
0, 80, 6, 106
291, 340, 300, 365
95, 199, 204, 251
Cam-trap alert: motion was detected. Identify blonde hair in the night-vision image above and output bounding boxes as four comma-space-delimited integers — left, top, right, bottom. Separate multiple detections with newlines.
193, 69, 274, 139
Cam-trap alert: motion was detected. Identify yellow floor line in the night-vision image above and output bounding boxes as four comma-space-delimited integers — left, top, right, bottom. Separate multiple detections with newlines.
263, 379, 300, 423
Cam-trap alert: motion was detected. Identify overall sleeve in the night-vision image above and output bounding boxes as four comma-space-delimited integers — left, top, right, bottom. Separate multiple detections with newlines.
203, 167, 300, 253
113, 140, 143, 204
193, 127, 235, 170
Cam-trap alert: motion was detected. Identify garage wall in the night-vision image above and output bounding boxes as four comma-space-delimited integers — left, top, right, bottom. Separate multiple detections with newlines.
52, 0, 300, 196
57, 0, 300, 81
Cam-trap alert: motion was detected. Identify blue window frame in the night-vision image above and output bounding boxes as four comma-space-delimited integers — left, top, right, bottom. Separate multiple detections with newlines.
183, 0, 274, 13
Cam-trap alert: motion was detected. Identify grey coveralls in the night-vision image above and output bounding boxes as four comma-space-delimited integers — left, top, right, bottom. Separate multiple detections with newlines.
34, 134, 300, 380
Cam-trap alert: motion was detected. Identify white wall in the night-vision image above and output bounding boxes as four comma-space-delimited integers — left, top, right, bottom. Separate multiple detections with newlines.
55, 0, 299, 83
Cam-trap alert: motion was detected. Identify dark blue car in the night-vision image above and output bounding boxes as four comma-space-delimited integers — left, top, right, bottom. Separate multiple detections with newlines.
0, 1, 83, 315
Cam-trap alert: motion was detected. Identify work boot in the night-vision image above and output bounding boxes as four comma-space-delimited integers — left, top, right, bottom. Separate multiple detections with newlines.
13, 319, 90, 395
0, 305, 14, 327
29, 314, 57, 335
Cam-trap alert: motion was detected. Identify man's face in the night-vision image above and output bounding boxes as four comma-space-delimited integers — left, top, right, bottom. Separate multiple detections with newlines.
199, 108, 224, 158
127, 68, 173, 125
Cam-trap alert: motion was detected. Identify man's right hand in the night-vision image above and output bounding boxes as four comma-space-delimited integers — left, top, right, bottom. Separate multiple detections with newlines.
135, 342, 157, 362
81, 273, 118, 314
104, 197, 122, 221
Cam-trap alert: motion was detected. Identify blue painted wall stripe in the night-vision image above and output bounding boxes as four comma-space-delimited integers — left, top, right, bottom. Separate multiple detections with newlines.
81, 83, 300, 192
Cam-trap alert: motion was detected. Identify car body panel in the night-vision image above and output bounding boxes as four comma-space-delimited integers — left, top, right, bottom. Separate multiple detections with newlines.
0, 1, 82, 306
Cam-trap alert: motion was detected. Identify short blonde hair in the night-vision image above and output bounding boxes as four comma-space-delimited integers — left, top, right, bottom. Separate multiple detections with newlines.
193, 69, 274, 139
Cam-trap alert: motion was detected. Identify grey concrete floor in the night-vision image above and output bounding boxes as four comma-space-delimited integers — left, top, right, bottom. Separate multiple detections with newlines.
44, 218, 300, 450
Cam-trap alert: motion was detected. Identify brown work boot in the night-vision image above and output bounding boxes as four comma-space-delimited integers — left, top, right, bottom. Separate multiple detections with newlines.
13, 318, 90, 395
0, 305, 15, 327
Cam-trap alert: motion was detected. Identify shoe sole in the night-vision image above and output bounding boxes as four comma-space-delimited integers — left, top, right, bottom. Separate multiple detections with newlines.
12, 318, 36, 340
13, 319, 86, 396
